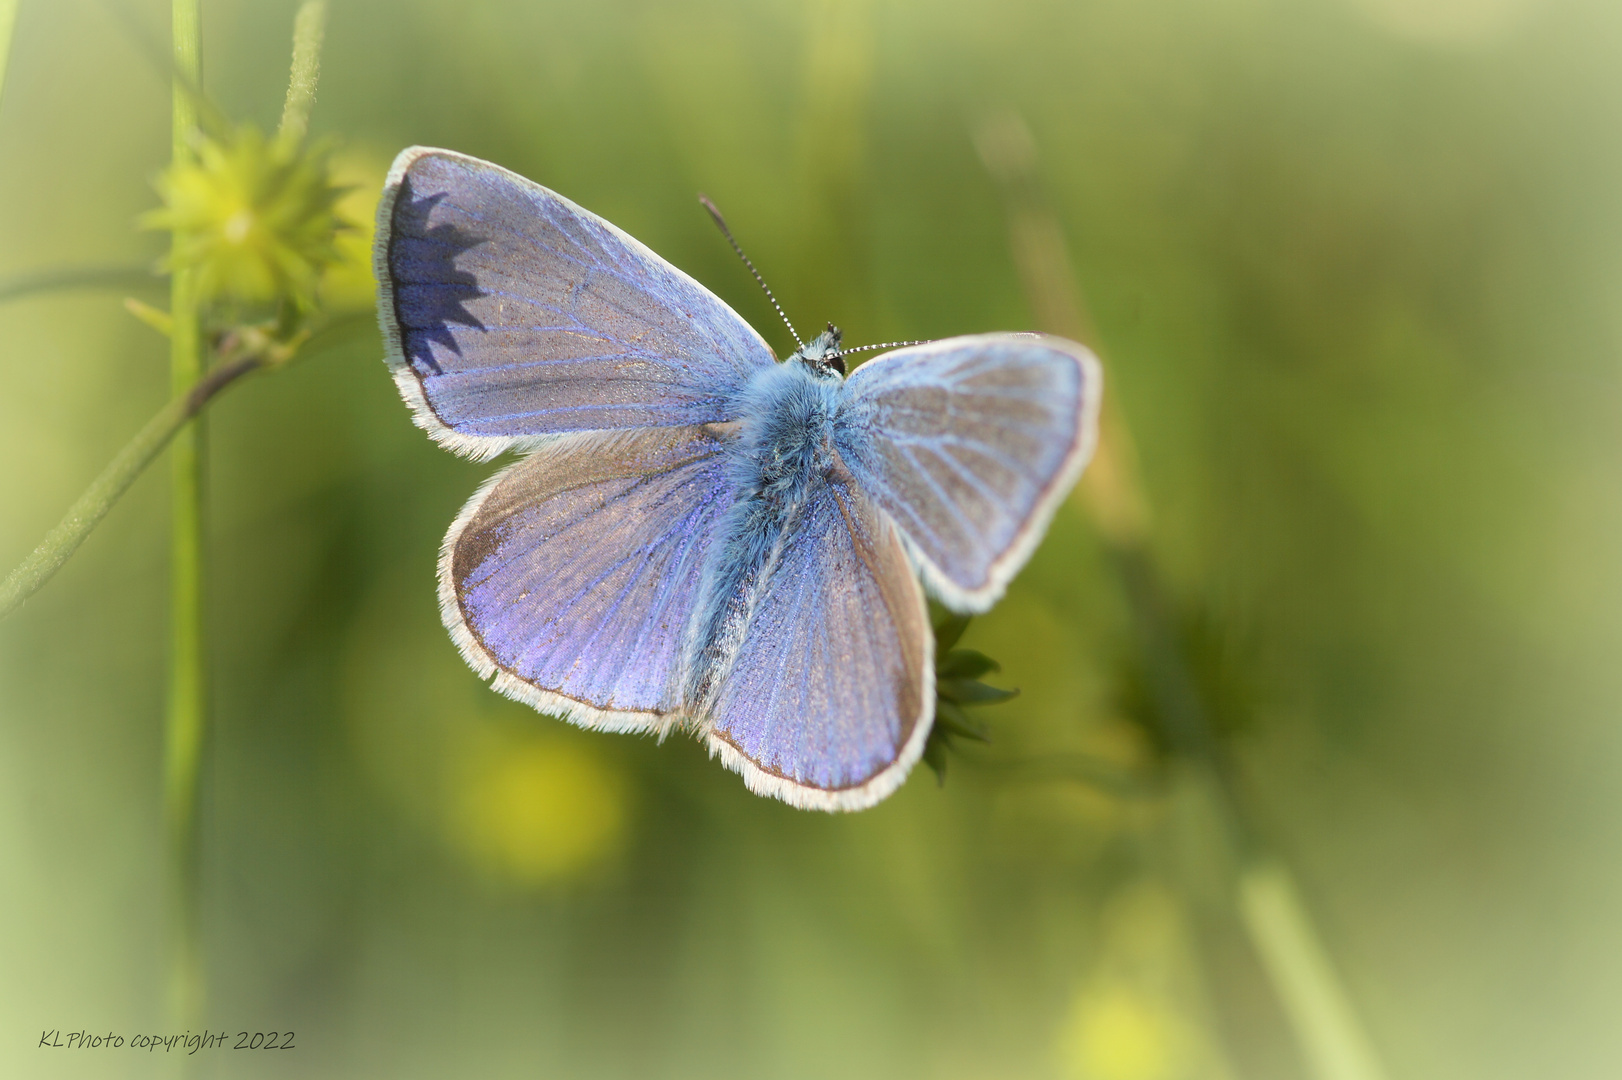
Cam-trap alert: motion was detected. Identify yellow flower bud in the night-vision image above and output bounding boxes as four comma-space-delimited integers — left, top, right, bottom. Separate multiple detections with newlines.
142, 125, 347, 312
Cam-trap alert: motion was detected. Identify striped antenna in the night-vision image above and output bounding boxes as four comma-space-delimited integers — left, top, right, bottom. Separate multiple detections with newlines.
836, 338, 935, 358
698, 195, 803, 351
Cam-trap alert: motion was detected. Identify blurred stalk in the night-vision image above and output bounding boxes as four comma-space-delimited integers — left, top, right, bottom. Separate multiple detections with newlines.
0, 356, 265, 622
1240, 860, 1392, 1080
790, 0, 873, 333
277, 0, 326, 145
0, 265, 164, 305
974, 110, 1391, 1080
0, 0, 19, 111
1, 0, 338, 620
166, 0, 205, 1032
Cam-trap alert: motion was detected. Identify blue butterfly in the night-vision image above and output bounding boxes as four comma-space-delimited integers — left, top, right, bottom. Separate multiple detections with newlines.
374, 147, 1101, 811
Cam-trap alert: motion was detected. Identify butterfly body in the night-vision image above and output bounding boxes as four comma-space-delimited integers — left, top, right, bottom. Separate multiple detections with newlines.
687, 353, 845, 708
376, 147, 1101, 810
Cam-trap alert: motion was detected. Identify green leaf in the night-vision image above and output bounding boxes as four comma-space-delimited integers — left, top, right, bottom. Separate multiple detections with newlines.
921, 734, 949, 784
933, 612, 972, 652
934, 700, 990, 742
938, 678, 1019, 706
938, 648, 999, 679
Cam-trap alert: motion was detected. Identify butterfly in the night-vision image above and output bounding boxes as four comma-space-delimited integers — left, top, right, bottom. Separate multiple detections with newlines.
374, 147, 1101, 811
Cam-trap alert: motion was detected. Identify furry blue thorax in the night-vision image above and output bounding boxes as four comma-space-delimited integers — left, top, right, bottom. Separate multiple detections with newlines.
682, 358, 846, 704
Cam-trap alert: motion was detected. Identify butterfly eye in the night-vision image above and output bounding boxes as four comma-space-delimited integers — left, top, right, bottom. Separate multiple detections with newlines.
819, 323, 845, 376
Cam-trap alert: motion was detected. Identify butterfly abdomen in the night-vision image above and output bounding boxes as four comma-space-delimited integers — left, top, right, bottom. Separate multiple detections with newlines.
681, 362, 846, 711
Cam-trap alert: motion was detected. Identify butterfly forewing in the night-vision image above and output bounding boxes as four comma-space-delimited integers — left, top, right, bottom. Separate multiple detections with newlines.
445, 425, 736, 731
377, 147, 775, 458
836, 333, 1101, 611
703, 478, 933, 811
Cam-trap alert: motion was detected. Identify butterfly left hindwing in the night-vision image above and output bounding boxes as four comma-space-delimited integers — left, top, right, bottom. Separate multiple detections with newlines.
441, 424, 738, 733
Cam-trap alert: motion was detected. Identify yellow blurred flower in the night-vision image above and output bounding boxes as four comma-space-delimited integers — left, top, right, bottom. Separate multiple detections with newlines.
1056, 883, 1236, 1080
1058, 986, 1192, 1080
143, 125, 346, 310
318, 148, 388, 311
452, 732, 630, 887
343, 581, 633, 891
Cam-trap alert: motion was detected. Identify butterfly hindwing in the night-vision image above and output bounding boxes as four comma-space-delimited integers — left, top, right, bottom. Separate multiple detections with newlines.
444, 425, 737, 731
377, 147, 775, 459
703, 476, 933, 811
836, 333, 1101, 611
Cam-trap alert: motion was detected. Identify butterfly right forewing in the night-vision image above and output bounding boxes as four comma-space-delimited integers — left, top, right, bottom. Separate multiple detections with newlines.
835, 333, 1101, 612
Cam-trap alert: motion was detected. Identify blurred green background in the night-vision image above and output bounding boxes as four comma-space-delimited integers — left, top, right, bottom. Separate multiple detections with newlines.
4, 0, 1622, 1077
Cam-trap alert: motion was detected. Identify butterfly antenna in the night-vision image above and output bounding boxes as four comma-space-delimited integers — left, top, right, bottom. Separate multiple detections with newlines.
698, 194, 804, 351
838, 338, 935, 357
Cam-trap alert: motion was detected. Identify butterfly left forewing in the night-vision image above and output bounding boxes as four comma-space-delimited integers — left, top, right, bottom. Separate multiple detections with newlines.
702, 477, 933, 811
377, 148, 774, 460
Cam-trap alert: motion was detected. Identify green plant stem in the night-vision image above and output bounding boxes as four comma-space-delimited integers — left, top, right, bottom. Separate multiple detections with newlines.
0, 265, 165, 305
0, 357, 264, 622
0, 0, 19, 113
167, 0, 205, 1032
277, 0, 326, 144
1239, 859, 1391, 1080
976, 109, 1391, 1080
1117, 545, 1392, 1080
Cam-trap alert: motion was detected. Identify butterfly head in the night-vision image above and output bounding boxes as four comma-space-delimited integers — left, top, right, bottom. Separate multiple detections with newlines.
791, 323, 845, 379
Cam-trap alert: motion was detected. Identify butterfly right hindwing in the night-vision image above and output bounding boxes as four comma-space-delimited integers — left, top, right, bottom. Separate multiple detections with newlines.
702, 471, 934, 812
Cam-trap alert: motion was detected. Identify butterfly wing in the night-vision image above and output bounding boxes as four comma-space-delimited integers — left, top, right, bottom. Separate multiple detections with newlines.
702, 476, 933, 811
836, 333, 1101, 611
444, 425, 736, 731
376, 147, 775, 459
